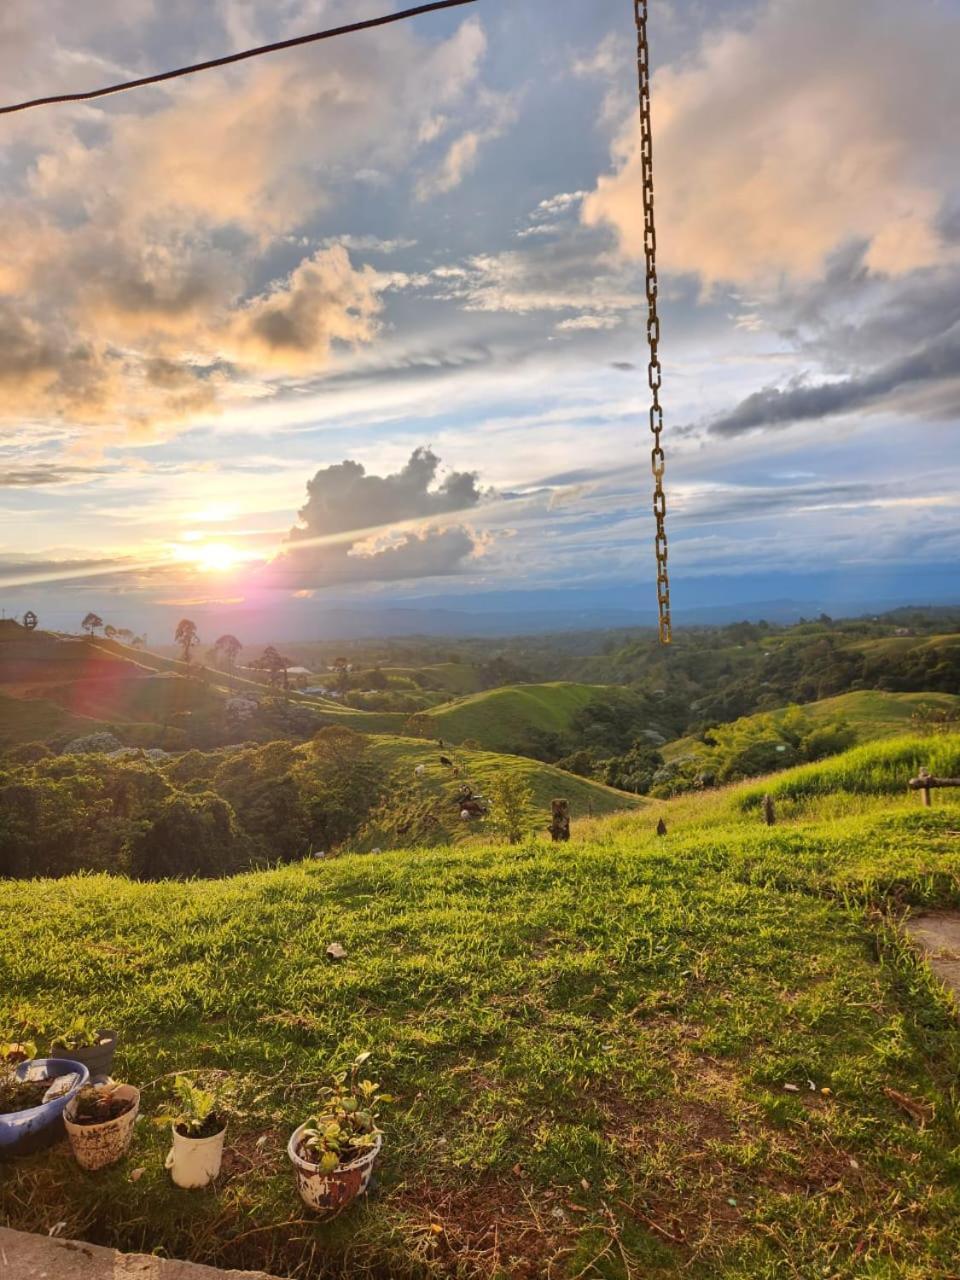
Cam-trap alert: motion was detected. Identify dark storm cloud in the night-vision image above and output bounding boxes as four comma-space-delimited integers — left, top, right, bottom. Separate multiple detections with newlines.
708, 326, 960, 436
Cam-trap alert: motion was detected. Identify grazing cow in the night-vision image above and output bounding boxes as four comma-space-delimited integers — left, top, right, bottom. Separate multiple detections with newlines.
440, 755, 454, 767
414, 764, 426, 778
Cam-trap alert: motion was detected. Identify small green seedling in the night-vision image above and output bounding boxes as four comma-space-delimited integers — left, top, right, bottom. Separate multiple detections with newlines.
2, 1024, 37, 1064
301, 1052, 390, 1173
160, 1076, 224, 1139
51, 1016, 105, 1054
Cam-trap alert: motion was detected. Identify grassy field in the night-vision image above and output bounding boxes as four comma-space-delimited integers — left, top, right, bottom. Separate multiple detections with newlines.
0, 689, 112, 745
420, 682, 638, 754
380, 664, 486, 697
662, 690, 960, 763
3, 737, 960, 1277
357, 735, 643, 849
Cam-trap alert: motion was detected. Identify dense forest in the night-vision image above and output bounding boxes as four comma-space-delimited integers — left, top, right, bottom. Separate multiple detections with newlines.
0, 728, 385, 880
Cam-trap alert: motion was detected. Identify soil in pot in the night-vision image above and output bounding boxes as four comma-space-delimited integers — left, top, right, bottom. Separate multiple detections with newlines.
69, 1086, 135, 1127
0, 1078, 50, 1114
175, 1113, 225, 1141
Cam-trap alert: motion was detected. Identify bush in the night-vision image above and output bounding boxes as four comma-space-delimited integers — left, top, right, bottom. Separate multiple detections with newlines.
129, 793, 249, 879
488, 773, 534, 844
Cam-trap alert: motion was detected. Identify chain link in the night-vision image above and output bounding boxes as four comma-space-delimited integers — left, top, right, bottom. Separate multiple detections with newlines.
634, 0, 671, 644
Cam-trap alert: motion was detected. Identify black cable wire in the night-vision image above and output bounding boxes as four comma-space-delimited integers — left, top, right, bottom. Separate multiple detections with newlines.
0, 0, 479, 117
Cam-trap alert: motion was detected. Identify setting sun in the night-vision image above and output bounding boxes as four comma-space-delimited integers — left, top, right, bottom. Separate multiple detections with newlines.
173, 541, 245, 572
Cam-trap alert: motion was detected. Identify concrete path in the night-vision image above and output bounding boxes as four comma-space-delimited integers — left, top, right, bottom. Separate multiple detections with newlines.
904, 911, 960, 1002
0, 1228, 284, 1280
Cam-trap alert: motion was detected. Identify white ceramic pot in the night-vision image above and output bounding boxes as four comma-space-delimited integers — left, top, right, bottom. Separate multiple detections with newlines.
64, 1085, 139, 1171
287, 1121, 382, 1216
165, 1120, 226, 1188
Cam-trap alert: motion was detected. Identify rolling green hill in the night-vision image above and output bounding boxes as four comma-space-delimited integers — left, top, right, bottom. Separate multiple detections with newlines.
420, 681, 641, 753
0, 690, 112, 746
2, 738, 960, 1276
358, 733, 643, 848
662, 689, 960, 763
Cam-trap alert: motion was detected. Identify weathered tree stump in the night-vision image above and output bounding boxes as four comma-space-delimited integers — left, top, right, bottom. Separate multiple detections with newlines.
762, 795, 776, 826
550, 799, 571, 842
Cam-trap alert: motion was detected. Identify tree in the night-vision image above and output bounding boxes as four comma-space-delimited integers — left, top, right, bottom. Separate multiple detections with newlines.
81, 613, 103, 636
103, 624, 117, 640
251, 645, 292, 689
175, 618, 199, 664
116, 628, 134, 643
488, 773, 534, 845
212, 634, 242, 672
602, 742, 664, 794
129, 792, 248, 879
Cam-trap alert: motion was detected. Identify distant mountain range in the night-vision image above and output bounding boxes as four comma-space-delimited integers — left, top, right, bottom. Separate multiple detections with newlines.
5, 564, 959, 641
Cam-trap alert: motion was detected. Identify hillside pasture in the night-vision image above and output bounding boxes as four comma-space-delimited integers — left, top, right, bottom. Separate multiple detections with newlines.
2, 742, 960, 1276
421, 682, 641, 754
1, 742, 960, 1269
358, 734, 643, 848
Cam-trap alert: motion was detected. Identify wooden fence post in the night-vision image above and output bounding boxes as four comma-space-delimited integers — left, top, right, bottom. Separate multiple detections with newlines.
550, 799, 571, 843
919, 768, 932, 807
907, 769, 960, 805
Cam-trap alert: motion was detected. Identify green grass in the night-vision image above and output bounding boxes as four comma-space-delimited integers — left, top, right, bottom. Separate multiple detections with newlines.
737, 733, 960, 810
3, 739, 960, 1276
421, 682, 639, 753
358, 735, 643, 848
0, 690, 112, 745
380, 663, 486, 696
662, 690, 960, 763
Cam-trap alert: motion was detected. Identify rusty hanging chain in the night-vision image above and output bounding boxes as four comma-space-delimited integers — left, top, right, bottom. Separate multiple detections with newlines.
634, 0, 671, 644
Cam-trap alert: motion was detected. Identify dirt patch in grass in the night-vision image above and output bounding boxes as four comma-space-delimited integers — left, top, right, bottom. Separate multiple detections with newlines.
393, 1175, 576, 1279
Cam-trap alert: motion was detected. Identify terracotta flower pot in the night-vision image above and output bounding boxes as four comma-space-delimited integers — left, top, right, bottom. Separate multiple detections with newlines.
288, 1121, 382, 1216
64, 1085, 139, 1171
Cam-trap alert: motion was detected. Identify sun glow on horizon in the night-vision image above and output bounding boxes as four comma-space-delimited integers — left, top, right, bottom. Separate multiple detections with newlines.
172, 541, 250, 573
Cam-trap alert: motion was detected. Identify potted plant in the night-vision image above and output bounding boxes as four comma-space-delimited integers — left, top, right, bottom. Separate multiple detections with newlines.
64, 1083, 140, 1171
162, 1076, 227, 1188
0, 1057, 89, 1158
287, 1053, 389, 1216
51, 1018, 117, 1078
2, 1027, 37, 1065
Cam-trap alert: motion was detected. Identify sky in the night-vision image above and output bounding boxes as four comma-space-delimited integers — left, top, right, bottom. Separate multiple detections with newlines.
0, 0, 958, 638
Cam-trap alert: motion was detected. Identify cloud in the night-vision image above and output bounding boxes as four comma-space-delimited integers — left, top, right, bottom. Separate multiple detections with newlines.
0, 9, 493, 438
0, 464, 107, 487
432, 228, 640, 322
269, 447, 486, 587
707, 325, 960, 436
225, 246, 383, 373
584, 0, 960, 290
415, 87, 517, 200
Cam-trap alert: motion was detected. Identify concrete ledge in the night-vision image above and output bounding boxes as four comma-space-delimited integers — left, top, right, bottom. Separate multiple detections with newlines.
0, 1228, 284, 1280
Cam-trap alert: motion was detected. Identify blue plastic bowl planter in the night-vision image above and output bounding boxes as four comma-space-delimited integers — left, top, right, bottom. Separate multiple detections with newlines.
0, 1058, 90, 1159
